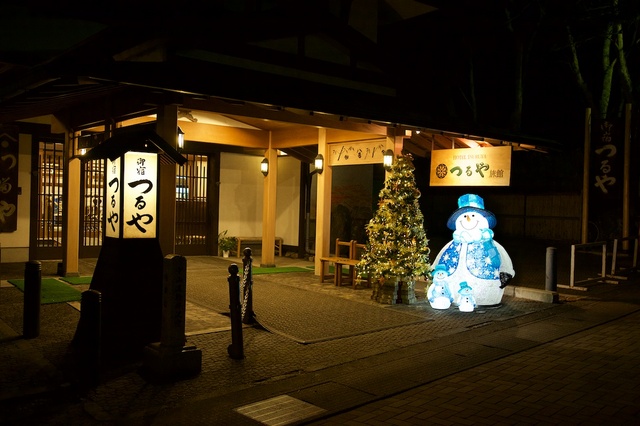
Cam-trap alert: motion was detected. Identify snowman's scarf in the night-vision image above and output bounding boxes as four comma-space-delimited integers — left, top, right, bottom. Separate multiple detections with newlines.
440, 228, 501, 280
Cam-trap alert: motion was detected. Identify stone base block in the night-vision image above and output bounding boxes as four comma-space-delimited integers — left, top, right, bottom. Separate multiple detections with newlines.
503, 286, 559, 304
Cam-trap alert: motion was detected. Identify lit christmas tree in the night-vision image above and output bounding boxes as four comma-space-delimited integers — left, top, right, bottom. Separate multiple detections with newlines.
357, 153, 431, 304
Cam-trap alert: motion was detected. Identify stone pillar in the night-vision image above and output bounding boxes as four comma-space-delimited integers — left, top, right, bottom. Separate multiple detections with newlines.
141, 255, 202, 382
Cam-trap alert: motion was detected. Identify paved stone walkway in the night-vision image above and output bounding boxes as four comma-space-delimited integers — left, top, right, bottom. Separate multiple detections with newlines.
0, 240, 638, 425
311, 309, 640, 425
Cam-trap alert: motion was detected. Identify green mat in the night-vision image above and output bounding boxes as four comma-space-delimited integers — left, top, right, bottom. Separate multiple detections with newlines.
250, 266, 313, 275
8, 278, 82, 304
60, 276, 92, 285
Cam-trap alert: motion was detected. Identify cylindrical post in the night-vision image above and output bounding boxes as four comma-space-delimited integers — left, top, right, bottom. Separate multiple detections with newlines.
23, 260, 42, 339
545, 247, 557, 292
227, 264, 244, 360
80, 289, 102, 388
242, 248, 255, 324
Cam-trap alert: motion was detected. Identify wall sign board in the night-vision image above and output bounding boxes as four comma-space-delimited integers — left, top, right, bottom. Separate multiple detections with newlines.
329, 139, 387, 166
430, 146, 512, 186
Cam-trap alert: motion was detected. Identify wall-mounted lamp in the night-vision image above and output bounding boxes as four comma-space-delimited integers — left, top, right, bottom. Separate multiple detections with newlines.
383, 149, 394, 170
177, 126, 185, 150
261, 158, 269, 176
314, 154, 324, 174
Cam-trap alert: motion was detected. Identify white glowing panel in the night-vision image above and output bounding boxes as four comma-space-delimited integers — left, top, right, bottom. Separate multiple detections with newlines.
430, 146, 512, 186
105, 157, 121, 238
123, 151, 157, 238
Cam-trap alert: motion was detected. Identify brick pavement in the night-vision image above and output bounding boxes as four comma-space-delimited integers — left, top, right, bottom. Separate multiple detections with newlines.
311, 309, 640, 425
0, 240, 638, 425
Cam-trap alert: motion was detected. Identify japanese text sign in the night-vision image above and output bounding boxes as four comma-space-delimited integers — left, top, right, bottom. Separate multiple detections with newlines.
590, 118, 622, 200
123, 152, 157, 238
105, 157, 122, 238
105, 151, 158, 239
329, 139, 387, 166
0, 125, 19, 232
430, 146, 511, 186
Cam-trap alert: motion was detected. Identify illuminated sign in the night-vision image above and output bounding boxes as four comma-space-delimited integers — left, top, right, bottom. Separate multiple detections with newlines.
105, 157, 121, 238
430, 146, 511, 186
105, 151, 158, 239
123, 152, 157, 238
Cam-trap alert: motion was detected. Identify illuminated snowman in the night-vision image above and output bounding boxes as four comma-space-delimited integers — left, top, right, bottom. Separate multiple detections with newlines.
457, 282, 476, 312
432, 194, 514, 306
427, 264, 454, 309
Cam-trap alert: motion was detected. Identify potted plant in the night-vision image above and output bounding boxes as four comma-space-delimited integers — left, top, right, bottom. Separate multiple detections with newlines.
218, 230, 237, 257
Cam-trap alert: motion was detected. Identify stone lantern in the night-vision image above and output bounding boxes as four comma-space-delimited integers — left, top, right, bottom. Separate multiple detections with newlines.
73, 128, 186, 362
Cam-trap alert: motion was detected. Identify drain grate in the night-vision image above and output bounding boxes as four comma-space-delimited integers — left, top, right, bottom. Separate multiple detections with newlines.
234, 395, 325, 425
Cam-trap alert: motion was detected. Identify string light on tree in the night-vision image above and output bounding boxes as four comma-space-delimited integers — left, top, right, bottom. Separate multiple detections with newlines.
357, 154, 431, 304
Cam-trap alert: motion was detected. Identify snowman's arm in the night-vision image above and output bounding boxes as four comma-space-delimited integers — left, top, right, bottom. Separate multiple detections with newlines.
493, 240, 515, 277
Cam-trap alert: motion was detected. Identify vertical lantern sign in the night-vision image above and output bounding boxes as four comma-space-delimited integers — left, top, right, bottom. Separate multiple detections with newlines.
123, 151, 157, 238
105, 157, 121, 238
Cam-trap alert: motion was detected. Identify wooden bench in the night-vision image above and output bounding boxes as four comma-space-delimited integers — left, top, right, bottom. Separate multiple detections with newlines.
236, 236, 284, 256
319, 239, 371, 288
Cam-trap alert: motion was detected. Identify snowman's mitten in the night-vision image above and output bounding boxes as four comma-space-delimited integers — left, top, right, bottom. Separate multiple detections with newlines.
499, 272, 513, 288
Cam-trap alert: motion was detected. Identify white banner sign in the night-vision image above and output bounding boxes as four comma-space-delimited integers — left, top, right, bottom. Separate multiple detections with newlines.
123, 152, 157, 238
105, 157, 121, 238
430, 146, 512, 186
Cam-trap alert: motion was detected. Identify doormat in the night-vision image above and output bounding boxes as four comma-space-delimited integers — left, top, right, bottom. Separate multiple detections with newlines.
8, 278, 82, 304
59, 276, 92, 285
250, 266, 313, 275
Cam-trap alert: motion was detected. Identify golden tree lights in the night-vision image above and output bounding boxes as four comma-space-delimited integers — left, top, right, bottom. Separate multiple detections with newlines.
357, 154, 431, 281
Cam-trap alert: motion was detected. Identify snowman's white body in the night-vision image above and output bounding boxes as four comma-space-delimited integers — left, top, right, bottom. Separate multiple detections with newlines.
427, 269, 454, 310
433, 212, 514, 306
457, 284, 477, 312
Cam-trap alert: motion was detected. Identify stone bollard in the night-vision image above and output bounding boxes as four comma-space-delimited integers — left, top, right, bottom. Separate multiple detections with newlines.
545, 247, 558, 292
23, 260, 42, 339
141, 255, 202, 382
227, 264, 244, 360
241, 248, 255, 324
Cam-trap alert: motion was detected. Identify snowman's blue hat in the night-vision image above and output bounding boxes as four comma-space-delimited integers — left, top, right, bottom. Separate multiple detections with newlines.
458, 281, 473, 294
447, 193, 496, 230
431, 264, 448, 276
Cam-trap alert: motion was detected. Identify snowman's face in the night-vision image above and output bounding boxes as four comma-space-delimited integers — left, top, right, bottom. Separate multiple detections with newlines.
434, 270, 448, 280
456, 211, 489, 231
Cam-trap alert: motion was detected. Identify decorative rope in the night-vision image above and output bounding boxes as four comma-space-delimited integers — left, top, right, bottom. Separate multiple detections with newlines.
241, 262, 251, 321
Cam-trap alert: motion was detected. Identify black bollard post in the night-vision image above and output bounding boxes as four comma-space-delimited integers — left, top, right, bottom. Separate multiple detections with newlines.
227, 264, 244, 360
545, 247, 557, 292
23, 260, 42, 339
241, 248, 255, 324
80, 289, 102, 388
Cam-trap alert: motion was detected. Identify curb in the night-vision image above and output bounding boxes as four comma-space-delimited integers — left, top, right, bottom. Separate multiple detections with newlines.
504, 285, 559, 303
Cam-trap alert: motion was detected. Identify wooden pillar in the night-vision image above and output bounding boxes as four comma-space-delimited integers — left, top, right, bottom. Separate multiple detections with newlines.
385, 126, 404, 177
581, 108, 591, 244
314, 129, 331, 275
60, 122, 80, 277
156, 105, 179, 257
261, 143, 277, 267
622, 103, 631, 249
